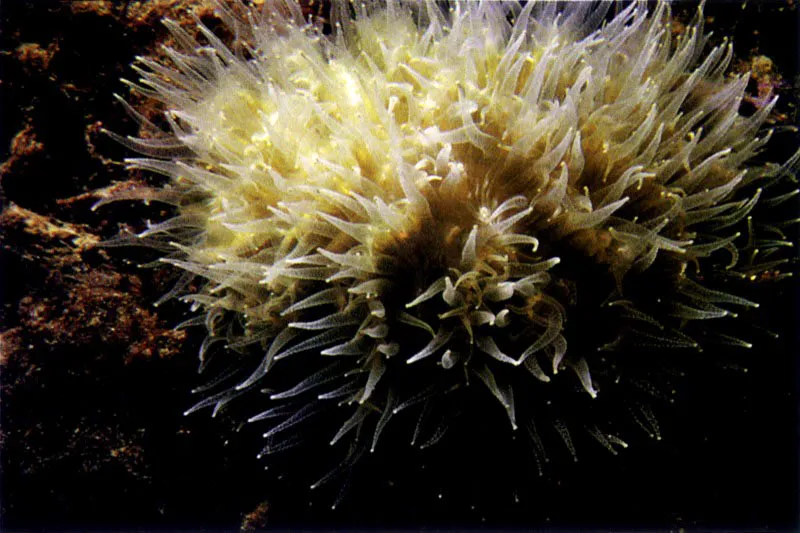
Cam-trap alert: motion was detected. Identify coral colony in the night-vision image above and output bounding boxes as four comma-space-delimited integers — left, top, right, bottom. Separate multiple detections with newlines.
102, 0, 797, 503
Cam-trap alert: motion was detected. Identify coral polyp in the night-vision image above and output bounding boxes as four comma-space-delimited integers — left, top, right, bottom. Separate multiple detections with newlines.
103, 0, 797, 502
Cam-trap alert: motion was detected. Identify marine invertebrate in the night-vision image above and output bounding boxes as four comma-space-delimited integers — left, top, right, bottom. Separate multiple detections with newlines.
101, 0, 798, 506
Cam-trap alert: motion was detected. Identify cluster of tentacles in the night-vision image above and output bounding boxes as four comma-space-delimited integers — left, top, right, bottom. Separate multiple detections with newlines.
100, 0, 798, 498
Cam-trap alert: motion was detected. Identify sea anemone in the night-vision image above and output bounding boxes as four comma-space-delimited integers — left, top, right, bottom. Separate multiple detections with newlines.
100, 0, 798, 506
